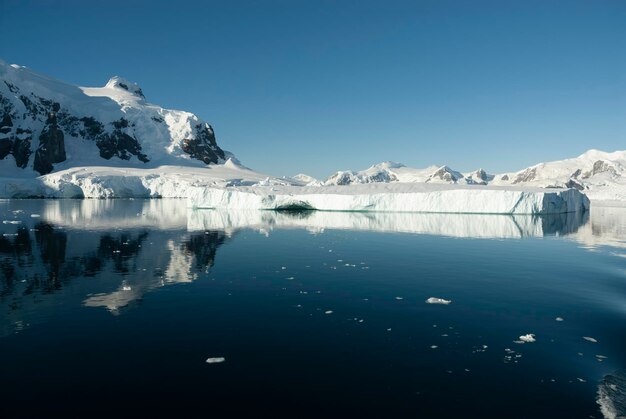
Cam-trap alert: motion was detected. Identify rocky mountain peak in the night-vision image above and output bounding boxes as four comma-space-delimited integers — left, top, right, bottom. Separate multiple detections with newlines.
105, 76, 145, 99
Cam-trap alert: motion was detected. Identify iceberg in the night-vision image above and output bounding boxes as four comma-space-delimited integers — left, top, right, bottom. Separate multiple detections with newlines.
187, 183, 590, 215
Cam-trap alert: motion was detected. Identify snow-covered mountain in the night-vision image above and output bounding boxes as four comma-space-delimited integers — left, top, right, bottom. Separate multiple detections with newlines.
319, 150, 626, 202
322, 161, 492, 186
0, 58, 227, 176
492, 149, 626, 202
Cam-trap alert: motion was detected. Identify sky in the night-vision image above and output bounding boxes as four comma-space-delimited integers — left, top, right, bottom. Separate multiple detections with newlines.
1, 0, 625, 178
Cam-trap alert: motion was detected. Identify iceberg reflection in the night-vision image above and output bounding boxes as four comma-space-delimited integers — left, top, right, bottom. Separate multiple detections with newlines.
2, 199, 625, 339
187, 209, 589, 239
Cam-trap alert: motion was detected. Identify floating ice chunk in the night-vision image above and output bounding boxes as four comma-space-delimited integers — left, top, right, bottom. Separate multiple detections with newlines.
583, 336, 598, 343
30, 214, 41, 218
122, 286, 132, 291
518, 334, 536, 343
555, 317, 564, 322
426, 297, 451, 305
324, 310, 333, 314
205, 357, 225, 364
430, 345, 438, 349
395, 296, 403, 300
2, 220, 21, 224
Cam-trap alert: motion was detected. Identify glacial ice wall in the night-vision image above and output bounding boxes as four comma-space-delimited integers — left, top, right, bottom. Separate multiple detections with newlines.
187, 184, 590, 214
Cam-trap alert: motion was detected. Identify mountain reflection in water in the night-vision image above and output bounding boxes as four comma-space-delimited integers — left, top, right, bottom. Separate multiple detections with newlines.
1, 199, 624, 336
1, 199, 626, 418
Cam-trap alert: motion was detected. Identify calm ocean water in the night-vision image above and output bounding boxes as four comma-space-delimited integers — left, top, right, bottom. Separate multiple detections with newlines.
1, 199, 624, 418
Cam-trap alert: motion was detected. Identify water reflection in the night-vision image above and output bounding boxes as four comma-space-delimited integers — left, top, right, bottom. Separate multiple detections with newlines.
188, 208, 590, 238
1, 199, 625, 336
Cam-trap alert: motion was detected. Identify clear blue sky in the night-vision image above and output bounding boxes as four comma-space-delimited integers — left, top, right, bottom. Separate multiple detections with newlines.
1, 0, 625, 178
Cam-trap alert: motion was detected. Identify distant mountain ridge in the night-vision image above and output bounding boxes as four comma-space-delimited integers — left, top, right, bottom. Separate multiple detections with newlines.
301, 150, 626, 201
0, 59, 227, 176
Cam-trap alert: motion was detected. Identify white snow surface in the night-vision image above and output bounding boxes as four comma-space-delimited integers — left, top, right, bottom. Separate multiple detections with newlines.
0, 60, 622, 203
426, 297, 452, 305
519, 334, 536, 343
188, 183, 589, 214
0, 59, 228, 174
319, 150, 626, 203
0, 160, 291, 198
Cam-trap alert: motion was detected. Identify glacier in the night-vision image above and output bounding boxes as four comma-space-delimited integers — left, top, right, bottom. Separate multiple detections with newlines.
188, 183, 589, 214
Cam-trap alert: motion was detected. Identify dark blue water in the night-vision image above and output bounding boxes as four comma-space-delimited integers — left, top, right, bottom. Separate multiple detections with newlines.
1, 200, 624, 418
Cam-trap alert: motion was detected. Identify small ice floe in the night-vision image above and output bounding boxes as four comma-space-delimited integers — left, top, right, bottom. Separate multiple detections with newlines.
387, 328, 392, 332
324, 310, 333, 315
2, 233, 18, 237
395, 296, 403, 300
2, 220, 21, 224
426, 297, 451, 305
286, 276, 295, 280
583, 336, 598, 343
596, 355, 608, 362
205, 357, 225, 364
281, 266, 286, 270
518, 334, 536, 343
12, 210, 24, 214
555, 317, 564, 322
577, 378, 586, 383
122, 286, 132, 291
430, 345, 438, 349
30, 214, 41, 218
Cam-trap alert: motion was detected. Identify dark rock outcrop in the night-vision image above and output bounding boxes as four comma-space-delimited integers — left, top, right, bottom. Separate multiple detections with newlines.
513, 167, 537, 184
12, 136, 32, 168
34, 112, 66, 175
428, 166, 462, 183
1, 63, 229, 174
582, 160, 618, 179
95, 118, 149, 163
181, 123, 225, 164
0, 114, 12, 134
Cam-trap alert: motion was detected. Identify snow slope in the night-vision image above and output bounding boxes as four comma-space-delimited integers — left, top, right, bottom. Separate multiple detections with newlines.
0, 159, 291, 198
492, 149, 626, 202
188, 183, 589, 214
0, 58, 227, 175
319, 150, 626, 203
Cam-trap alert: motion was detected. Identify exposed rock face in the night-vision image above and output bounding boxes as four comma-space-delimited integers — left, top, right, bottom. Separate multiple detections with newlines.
96, 118, 149, 163
513, 167, 537, 184
34, 112, 66, 175
181, 123, 225, 164
0, 61, 229, 175
582, 160, 619, 179
12, 136, 32, 168
0, 113, 12, 159
427, 166, 463, 183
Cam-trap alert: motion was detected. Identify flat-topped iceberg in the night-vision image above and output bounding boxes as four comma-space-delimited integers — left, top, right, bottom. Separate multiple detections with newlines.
187, 183, 590, 214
